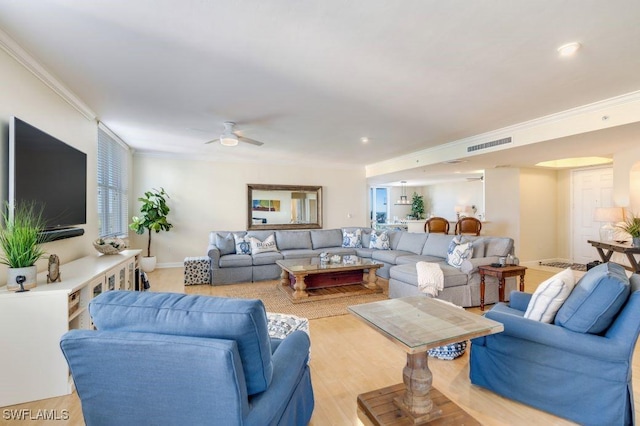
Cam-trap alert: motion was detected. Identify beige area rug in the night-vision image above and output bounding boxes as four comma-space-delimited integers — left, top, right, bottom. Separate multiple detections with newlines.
186, 280, 389, 320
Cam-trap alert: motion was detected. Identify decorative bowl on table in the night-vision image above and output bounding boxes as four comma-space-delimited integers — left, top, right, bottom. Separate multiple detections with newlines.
93, 238, 127, 255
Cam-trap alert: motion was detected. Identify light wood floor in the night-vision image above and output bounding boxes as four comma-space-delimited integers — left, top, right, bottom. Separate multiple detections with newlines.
5, 267, 638, 425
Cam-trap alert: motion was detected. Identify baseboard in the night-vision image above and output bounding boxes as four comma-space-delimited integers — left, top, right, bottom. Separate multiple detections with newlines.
156, 262, 183, 269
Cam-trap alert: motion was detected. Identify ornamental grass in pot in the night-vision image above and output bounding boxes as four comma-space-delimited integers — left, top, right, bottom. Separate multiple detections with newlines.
617, 212, 640, 247
0, 202, 47, 291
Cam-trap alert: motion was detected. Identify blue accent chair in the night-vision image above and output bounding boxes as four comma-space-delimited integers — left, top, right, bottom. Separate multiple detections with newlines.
470, 263, 640, 426
60, 291, 314, 426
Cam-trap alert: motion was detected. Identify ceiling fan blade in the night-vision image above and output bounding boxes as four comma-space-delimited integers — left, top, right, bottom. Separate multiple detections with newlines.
204, 138, 221, 145
238, 136, 264, 146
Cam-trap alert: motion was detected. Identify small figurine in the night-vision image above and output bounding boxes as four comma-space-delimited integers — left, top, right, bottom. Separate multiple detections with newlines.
47, 254, 61, 283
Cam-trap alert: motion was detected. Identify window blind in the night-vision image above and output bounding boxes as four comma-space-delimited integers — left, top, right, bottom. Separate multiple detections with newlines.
97, 123, 129, 238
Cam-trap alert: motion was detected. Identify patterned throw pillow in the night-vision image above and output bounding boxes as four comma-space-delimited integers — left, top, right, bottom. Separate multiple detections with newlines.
342, 229, 362, 248
447, 236, 473, 268
249, 234, 278, 255
233, 233, 252, 255
428, 341, 468, 360
369, 230, 390, 250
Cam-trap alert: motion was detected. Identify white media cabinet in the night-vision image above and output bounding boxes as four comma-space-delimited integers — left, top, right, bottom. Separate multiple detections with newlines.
0, 250, 141, 407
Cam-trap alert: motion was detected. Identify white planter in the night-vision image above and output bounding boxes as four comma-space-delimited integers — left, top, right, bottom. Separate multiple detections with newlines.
139, 256, 157, 273
7, 266, 38, 291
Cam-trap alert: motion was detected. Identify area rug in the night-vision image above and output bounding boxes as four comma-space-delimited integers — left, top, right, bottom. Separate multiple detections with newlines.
186, 280, 388, 320
539, 261, 587, 272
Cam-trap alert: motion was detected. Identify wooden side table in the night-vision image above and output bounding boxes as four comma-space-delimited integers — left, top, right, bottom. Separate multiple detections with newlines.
478, 265, 527, 311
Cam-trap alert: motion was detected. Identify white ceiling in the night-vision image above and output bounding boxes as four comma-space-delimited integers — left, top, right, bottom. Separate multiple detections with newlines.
1, 1, 640, 185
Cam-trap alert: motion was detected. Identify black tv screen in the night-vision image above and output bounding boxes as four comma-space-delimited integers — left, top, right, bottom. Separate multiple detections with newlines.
9, 117, 87, 230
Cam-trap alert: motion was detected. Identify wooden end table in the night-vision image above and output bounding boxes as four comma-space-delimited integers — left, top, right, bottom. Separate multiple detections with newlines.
478, 264, 527, 311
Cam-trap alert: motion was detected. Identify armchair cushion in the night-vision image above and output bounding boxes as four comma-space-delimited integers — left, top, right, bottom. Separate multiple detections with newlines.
524, 268, 575, 323
555, 262, 630, 334
89, 291, 273, 395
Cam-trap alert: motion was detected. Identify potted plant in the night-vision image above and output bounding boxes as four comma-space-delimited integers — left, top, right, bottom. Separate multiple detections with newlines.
617, 212, 640, 247
129, 188, 173, 272
0, 202, 47, 291
411, 193, 425, 220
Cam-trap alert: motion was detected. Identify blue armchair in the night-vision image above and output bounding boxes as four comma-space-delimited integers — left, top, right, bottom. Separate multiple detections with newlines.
60, 291, 314, 426
470, 263, 640, 425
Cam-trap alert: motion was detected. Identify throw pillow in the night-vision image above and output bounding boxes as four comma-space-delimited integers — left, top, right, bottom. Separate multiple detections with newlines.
342, 229, 362, 248
215, 232, 236, 255
369, 230, 390, 250
233, 233, 252, 255
446, 236, 473, 268
524, 268, 575, 323
249, 234, 278, 255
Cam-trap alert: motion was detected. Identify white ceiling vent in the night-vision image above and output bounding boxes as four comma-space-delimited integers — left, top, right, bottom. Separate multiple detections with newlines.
467, 137, 512, 153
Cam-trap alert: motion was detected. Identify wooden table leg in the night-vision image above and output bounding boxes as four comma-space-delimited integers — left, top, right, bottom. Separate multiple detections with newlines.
279, 269, 289, 287
393, 352, 442, 423
480, 273, 486, 311
519, 273, 525, 292
365, 268, 381, 291
498, 277, 505, 302
292, 273, 309, 299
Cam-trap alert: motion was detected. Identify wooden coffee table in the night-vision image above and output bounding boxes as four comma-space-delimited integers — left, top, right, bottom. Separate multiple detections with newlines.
276, 256, 382, 303
349, 297, 503, 425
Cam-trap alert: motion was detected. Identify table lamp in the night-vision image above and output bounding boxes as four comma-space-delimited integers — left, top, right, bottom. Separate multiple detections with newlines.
594, 207, 625, 242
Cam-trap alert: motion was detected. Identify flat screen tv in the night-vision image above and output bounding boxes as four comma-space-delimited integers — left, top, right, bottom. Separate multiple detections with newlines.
8, 117, 87, 233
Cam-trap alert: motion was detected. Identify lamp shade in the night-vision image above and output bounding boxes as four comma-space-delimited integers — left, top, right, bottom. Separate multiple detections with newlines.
594, 207, 624, 223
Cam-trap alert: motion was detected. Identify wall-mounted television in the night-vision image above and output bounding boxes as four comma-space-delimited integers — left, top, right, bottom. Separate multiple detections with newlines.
8, 117, 86, 239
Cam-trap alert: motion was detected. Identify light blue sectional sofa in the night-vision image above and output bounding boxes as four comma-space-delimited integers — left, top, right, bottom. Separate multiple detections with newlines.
207, 228, 515, 307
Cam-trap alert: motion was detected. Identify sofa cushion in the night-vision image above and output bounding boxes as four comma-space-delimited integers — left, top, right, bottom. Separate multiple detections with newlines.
275, 231, 312, 250
372, 250, 413, 264
555, 262, 630, 334
281, 249, 317, 260
315, 247, 356, 256
369, 230, 390, 250
360, 228, 373, 248
470, 237, 486, 258
485, 238, 513, 257
249, 234, 278, 255
215, 232, 236, 255
421, 234, 455, 257
388, 231, 403, 250
355, 247, 376, 258
397, 232, 429, 255
389, 263, 468, 288
396, 254, 444, 265
89, 291, 273, 396
219, 254, 252, 268
252, 250, 284, 266
233, 233, 252, 255
342, 229, 363, 248
310, 229, 342, 249
524, 268, 576, 323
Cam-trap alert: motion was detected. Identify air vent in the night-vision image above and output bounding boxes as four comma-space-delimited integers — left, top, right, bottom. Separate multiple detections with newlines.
467, 137, 512, 153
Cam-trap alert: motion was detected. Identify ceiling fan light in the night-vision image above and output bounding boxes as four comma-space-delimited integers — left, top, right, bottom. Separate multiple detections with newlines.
220, 134, 239, 146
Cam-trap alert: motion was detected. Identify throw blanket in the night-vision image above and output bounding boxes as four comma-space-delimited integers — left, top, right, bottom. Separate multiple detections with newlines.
416, 261, 444, 296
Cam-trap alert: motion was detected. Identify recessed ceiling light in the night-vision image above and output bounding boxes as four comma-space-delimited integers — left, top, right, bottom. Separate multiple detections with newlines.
536, 157, 612, 168
557, 42, 581, 57
360, 137, 369, 143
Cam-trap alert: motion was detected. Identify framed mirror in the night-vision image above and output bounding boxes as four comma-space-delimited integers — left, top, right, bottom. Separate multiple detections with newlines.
247, 184, 323, 230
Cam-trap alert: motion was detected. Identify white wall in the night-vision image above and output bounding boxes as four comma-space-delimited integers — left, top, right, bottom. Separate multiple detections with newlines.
425, 180, 484, 221
519, 168, 558, 262
130, 154, 367, 266
0, 48, 97, 285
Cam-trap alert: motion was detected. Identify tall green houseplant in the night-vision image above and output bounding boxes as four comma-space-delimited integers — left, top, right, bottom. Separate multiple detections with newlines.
130, 188, 173, 262
411, 193, 425, 220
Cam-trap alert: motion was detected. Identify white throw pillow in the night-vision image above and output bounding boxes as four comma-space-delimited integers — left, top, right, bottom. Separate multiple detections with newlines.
446, 238, 473, 268
233, 233, 252, 255
524, 267, 576, 323
369, 230, 390, 250
249, 234, 278, 255
342, 229, 362, 248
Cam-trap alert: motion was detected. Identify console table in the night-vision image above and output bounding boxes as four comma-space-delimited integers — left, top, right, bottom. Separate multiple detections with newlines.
0, 250, 141, 407
587, 240, 640, 273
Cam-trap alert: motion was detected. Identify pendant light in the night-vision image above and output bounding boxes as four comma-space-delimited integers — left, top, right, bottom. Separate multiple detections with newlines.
395, 181, 410, 205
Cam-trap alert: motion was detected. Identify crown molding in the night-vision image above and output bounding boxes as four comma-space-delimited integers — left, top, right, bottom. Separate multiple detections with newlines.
0, 28, 96, 121
367, 90, 640, 174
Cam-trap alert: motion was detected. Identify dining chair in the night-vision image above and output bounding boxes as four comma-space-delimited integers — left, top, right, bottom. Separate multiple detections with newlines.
424, 217, 450, 234
455, 217, 482, 235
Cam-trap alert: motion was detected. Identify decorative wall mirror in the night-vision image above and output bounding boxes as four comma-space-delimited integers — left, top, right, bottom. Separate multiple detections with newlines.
247, 184, 323, 230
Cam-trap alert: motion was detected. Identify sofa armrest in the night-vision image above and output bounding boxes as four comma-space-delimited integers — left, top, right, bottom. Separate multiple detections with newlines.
207, 245, 221, 269
484, 309, 629, 361
508, 291, 531, 311
460, 256, 499, 274
245, 331, 312, 425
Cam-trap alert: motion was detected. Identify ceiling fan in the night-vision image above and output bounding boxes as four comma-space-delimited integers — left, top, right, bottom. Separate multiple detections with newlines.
204, 122, 264, 147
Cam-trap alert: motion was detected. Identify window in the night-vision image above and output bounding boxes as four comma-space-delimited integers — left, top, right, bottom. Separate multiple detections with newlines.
97, 123, 129, 237
369, 187, 389, 226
